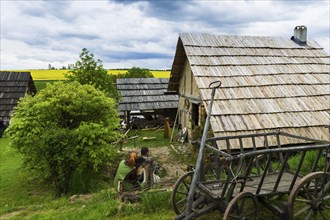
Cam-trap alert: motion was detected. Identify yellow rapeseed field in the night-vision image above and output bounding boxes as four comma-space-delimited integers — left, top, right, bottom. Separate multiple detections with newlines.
149, 70, 171, 78
10, 69, 170, 80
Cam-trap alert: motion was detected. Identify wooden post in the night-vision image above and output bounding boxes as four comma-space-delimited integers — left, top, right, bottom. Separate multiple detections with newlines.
164, 117, 171, 138
126, 111, 130, 129
170, 109, 179, 143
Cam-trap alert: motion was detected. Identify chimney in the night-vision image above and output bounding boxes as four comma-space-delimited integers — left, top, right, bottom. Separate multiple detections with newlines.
291, 25, 307, 45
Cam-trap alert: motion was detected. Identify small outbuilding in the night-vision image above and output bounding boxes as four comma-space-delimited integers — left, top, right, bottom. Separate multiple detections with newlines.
0, 71, 37, 126
117, 78, 178, 129
168, 26, 330, 149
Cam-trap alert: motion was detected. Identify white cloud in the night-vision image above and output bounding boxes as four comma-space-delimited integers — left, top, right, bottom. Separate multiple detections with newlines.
1, 0, 329, 70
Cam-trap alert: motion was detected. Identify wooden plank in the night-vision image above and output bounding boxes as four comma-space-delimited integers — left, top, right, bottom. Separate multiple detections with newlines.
199, 172, 299, 199
192, 64, 329, 77
243, 172, 298, 195
185, 46, 329, 57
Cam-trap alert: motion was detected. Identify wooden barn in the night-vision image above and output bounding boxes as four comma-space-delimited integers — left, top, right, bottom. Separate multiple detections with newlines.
0, 71, 37, 124
117, 78, 178, 128
168, 26, 330, 149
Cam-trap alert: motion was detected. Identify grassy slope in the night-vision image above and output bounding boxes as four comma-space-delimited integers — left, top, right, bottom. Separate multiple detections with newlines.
0, 135, 174, 219
0, 137, 52, 215
2, 134, 329, 219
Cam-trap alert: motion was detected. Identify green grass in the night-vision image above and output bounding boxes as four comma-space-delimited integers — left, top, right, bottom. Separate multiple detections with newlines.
0, 134, 175, 219
118, 128, 171, 149
5, 189, 172, 220
34, 80, 59, 91
287, 150, 327, 175
0, 137, 53, 215
2, 133, 328, 219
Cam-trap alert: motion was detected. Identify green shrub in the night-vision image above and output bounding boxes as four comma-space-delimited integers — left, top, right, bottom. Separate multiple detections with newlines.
6, 82, 121, 196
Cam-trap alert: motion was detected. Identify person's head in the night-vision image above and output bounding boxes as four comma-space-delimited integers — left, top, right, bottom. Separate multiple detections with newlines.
140, 147, 149, 157
127, 151, 137, 167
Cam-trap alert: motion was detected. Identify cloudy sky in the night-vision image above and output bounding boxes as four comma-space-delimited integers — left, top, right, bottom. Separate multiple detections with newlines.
1, 0, 329, 70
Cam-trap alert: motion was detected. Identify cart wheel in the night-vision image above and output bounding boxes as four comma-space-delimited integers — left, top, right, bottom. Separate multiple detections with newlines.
288, 171, 330, 219
171, 171, 196, 215
223, 191, 258, 220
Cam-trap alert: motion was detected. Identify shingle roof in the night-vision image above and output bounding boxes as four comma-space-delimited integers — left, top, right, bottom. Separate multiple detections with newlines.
0, 71, 37, 120
169, 33, 330, 148
117, 78, 178, 112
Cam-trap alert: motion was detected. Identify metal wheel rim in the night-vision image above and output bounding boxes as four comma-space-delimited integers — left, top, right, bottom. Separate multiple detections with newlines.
171, 171, 194, 215
223, 191, 258, 220
288, 171, 330, 220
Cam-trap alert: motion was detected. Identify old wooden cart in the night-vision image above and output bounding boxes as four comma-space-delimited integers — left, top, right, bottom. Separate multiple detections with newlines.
172, 81, 330, 219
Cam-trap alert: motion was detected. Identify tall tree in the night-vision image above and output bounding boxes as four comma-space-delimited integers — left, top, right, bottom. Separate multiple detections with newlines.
6, 82, 120, 196
65, 48, 118, 100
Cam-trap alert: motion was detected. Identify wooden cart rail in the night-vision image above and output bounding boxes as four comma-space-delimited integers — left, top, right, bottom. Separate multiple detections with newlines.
173, 131, 330, 220
204, 130, 329, 154
174, 81, 330, 220
199, 142, 329, 195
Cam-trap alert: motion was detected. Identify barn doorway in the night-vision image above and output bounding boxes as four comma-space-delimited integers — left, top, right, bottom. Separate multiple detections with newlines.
191, 103, 199, 127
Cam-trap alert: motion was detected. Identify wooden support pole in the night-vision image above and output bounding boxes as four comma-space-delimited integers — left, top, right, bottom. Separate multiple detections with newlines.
164, 117, 171, 138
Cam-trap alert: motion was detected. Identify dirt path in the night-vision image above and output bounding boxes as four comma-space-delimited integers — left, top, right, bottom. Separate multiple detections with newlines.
150, 146, 187, 180
122, 145, 189, 186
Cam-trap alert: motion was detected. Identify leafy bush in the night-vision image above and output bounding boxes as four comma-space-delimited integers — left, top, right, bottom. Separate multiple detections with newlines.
6, 82, 121, 196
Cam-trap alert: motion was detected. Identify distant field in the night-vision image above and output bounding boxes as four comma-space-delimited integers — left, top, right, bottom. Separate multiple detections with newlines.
149, 70, 171, 78
10, 69, 170, 80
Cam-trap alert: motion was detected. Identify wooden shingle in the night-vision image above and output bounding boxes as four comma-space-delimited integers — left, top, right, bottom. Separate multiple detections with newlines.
168, 33, 330, 149
117, 78, 178, 111
0, 71, 37, 122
